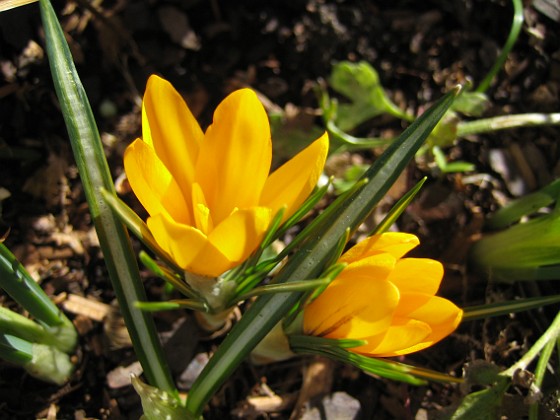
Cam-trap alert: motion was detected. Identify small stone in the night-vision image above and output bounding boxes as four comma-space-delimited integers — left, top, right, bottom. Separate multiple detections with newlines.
301, 392, 361, 420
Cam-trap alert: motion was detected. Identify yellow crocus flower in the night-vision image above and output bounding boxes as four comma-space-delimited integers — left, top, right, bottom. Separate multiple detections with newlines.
303, 232, 462, 357
124, 75, 328, 277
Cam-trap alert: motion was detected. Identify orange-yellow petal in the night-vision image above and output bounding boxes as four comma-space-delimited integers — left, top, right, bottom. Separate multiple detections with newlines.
304, 276, 400, 340
124, 138, 191, 224
387, 258, 443, 296
195, 89, 272, 224
146, 212, 209, 269
260, 133, 329, 221
207, 207, 272, 264
191, 182, 213, 233
340, 252, 397, 282
142, 75, 202, 202
382, 294, 463, 355
355, 318, 432, 357
339, 233, 419, 264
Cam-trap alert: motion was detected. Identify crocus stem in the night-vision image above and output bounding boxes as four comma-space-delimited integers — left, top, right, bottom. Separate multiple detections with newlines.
39, 0, 176, 396
457, 113, 560, 137
502, 309, 560, 377
528, 337, 556, 420
475, 0, 523, 93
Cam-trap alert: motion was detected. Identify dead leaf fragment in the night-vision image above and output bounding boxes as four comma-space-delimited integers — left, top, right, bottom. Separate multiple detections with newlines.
62, 294, 111, 322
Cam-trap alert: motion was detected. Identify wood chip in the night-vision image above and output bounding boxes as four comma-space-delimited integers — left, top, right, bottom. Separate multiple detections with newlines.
247, 394, 297, 412
106, 361, 143, 389
62, 294, 111, 322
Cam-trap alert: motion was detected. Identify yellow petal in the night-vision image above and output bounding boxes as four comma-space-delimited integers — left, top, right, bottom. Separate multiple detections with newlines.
384, 294, 463, 356
340, 252, 397, 281
355, 318, 432, 357
260, 132, 329, 221
304, 275, 400, 340
195, 89, 272, 224
395, 294, 460, 323
124, 138, 191, 224
142, 75, 202, 203
207, 207, 272, 263
187, 241, 240, 277
148, 213, 237, 277
339, 232, 419, 264
146, 212, 209, 270
183, 207, 272, 276
192, 182, 214, 233
387, 258, 443, 296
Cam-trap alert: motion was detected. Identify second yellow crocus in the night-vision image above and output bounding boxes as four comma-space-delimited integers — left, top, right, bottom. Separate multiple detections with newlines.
304, 232, 462, 357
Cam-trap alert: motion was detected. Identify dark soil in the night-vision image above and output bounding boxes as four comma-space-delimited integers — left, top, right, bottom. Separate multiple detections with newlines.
0, 0, 559, 418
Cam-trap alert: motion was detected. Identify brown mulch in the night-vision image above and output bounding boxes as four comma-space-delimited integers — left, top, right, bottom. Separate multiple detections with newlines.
0, 0, 559, 418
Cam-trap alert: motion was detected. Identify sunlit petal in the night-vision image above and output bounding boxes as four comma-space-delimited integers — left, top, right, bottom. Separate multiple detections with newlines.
304, 277, 399, 340
341, 253, 396, 281
192, 182, 213, 233
379, 294, 463, 355
339, 233, 419, 264
207, 207, 272, 263
260, 133, 329, 221
387, 258, 443, 296
196, 89, 272, 223
147, 212, 208, 269
356, 318, 432, 357
147, 213, 234, 277
396, 294, 463, 331
124, 138, 191, 224
142, 75, 202, 202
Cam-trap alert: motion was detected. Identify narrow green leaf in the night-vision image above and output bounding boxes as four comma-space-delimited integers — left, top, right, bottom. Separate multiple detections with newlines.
237, 278, 331, 301
39, 0, 175, 395
475, 0, 523, 93
441, 161, 476, 173
289, 340, 430, 385
138, 251, 199, 300
0, 244, 77, 353
486, 178, 560, 230
101, 189, 182, 273
0, 333, 32, 365
372, 177, 426, 235
0, 306, 69, 351
462, 294, 560, 321
289, 334, 367, 350
135, 300, 207, 312
291, 335, 462, 384
186, 86, 460, 417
